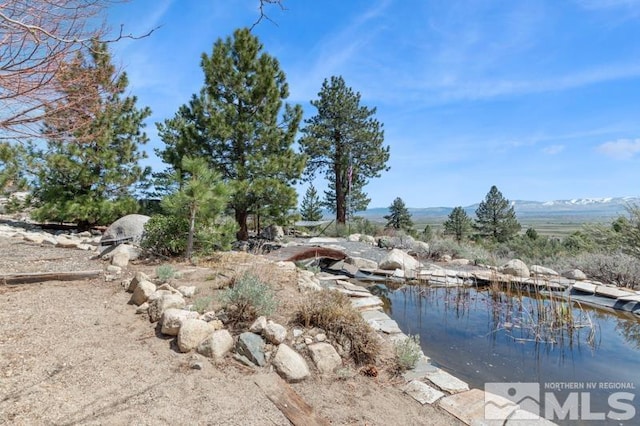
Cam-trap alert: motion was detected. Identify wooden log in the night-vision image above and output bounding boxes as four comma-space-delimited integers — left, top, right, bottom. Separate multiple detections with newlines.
254, 373, 330, 426
0, 270, 102, 285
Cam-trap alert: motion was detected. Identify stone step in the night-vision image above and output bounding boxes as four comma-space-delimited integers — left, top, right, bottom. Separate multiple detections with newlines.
425, 369, 469, 394
403, 380, 445, 405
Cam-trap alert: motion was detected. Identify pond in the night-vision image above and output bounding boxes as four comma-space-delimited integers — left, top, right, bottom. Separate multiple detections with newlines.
384, 285, 640, 426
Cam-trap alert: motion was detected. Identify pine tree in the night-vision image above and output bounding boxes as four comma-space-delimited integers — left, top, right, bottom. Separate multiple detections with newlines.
299, 76, 390, 224
157, 28, 304, 240
162, 157, 230, 259
384, 197, 413, 231
474, 186, 521, 242
300, 185, 323, 221
443, 206, 473, 243
32, 41, 150, 229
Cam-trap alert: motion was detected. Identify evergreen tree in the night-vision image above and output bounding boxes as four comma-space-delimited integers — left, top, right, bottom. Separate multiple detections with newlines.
422, 224, 434, 242
32, 41, 150, 229
162, 157, 230, 259
157, 28, 304, 240
384, 197, 413, 231
474, 185, 521, 242
443, 206, 473, 243
300, 184, 323, 221
299, 76, 390, 224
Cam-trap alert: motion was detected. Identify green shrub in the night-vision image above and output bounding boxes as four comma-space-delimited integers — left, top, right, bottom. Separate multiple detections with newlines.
350, 216, 383, 236
293, 291, 381, 365
191, 296, 212, 314
394, 335, 422, 371
567, 252, 640, 289
142, 214, 237, 258
142, 214, 189, 256
155, 264, 176, 282
219, 273, 278, 323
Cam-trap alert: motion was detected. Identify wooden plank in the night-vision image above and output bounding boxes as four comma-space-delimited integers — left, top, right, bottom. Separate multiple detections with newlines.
0, 270, 102, 285
254, 373, 330, 426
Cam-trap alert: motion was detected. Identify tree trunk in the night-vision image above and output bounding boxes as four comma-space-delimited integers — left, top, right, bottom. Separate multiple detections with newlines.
186, 204, 197, 260
236, 208, 249, 241
335, 164, 346, 224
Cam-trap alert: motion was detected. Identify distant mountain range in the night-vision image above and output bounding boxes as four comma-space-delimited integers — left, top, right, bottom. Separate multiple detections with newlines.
355, 196, 640, 223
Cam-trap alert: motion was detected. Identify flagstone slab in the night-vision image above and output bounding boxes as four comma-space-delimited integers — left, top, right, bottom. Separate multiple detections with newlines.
402, 356, 438, 381
350, 296, 383, 311
425, 369, 469, 394
439, 388, 515, 425
403, 380, 445, 405
617, 294, 640, 302
595, 285, 632, 299
571, 282, 597, 294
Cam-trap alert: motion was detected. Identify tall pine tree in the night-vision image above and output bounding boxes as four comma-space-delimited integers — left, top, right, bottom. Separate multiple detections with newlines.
443, 206, 473, 243
299, 76, 389, 224
157, 28, 304, 240
384, 197, 413, 231
299, 184, 323, 222
33, 41, 150, 229
474, 185, 521, 242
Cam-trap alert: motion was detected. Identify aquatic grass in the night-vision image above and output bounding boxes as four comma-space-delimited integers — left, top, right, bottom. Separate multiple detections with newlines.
486, 276, 599, 349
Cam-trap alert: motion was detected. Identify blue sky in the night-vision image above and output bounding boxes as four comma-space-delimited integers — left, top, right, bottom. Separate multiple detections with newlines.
107, 0, 640, 208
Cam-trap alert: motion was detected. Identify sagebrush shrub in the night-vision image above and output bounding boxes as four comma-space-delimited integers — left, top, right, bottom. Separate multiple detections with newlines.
568, 252, 640, 289
219, 273, 278, 323
394, 335, 422, 371
155, 264, 176, 282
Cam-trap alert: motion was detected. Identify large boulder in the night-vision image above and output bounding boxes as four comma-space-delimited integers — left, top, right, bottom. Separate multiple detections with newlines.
500, 259, 530, 278
177, 319, 216, 353
379, 248, 420, 272
101, 214, 150, 246
55, 234, 80, 249
272, 344, 310, 382
530, 265, 559, 276
563, 269, 587, 280
236, 332, 266, 367
127, 271, 151, 293
197, 329, 234, 361
263, 321, 287, 345
129, 280, 156, 306
259, 224, 284, 241
148, 293, 186, 322
297, 269, 321, 292
160, 308, 199, 336
307, 342, 341, 374
346, 256, 378, 270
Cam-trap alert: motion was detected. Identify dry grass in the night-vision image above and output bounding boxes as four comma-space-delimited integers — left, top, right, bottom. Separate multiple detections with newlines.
293, 291, 382, 365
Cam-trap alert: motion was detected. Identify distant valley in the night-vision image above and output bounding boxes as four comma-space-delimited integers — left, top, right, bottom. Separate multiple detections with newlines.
353, 196, 640, 227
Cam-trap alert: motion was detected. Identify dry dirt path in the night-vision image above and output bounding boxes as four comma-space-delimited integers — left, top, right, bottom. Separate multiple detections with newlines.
0, 237, 460, 425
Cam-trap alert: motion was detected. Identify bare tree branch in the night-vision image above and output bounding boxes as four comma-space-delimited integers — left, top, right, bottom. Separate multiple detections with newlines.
0, 0, 156, 141
251, 0, 286, 30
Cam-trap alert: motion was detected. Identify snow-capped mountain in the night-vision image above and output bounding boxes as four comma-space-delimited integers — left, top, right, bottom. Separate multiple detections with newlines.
359, 196, 640, 222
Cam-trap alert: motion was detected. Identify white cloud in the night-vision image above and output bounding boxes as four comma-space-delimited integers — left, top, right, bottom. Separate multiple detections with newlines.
575, 0, 640, 9
596, 138, 640, 159
543, 145, 565, 155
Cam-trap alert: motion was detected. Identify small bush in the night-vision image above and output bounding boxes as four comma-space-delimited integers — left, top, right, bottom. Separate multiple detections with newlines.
155, 264, 176, 282
219, 273, 278, 324
141, 214, 188, 256
141, 214, 237, 257
191, 296, 212, 314
293, 291, 381, 365
568, 252, 640, 289
394, 335, 422, 371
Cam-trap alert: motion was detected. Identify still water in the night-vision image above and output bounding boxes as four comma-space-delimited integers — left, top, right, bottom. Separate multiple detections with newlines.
384, 285, 640, 425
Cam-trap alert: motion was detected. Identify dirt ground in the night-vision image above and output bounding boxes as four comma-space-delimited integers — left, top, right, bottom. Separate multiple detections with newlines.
0, 237, 461, 425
